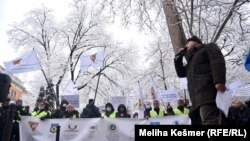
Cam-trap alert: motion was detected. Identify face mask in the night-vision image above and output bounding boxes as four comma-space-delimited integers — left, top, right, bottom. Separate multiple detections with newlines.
106, 107, 111, 112
63, 104, 67, 107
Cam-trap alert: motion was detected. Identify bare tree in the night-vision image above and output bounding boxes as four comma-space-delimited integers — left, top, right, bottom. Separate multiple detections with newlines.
100, 0, 250, 54
74, 41, 138, 104
8, 7, 61, 106
100, 0, 250, 86
7, 1, 140, 107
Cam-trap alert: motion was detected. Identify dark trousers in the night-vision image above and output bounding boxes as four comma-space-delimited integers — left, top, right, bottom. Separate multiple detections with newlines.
189, 109, 202, 125
200, 103, 221, 125
192, 103, 221, 125
10, 122, 20, 141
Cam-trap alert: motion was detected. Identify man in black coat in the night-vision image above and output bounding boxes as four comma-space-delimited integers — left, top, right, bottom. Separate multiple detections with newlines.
174, 36, 226, 125
80, 99, 101, 118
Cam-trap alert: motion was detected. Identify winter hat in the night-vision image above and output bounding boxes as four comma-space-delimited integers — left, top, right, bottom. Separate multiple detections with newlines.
186, 36, 202, 44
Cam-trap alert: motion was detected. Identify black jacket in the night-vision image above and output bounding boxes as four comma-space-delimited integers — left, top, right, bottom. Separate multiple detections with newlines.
63, 110, 79, 118
80, 104, 101, 118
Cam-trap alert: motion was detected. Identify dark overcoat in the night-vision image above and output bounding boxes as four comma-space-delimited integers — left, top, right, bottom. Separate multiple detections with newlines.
174, 43, 226, 110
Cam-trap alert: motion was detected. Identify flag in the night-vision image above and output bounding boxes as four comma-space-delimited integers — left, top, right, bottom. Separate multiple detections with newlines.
60, 80, 79, 108
138, 81, 145, 110
60, 80, 78, 96
138, 81, 145, 119
149, 75, 160, 101
126, 94, 133, 118
4, 51, 41, 74
245, 49, 250, 72
80, 48, 105, 72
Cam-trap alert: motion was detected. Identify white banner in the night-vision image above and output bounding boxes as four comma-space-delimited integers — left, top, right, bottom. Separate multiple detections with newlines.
179, 78, 187, 90
160, 89, 180, 103
227, 79, 244, 91
233, 85, 250, 97
137, 82, 145, 119
137, 81, 145, 110
60, 80, 78, 96
149, 75, 160, 101
60, 95, 79, 108
60, 80, 79, 108
111, 96, 126, 109
20, 116, 190, 141
4, 51, 41, 74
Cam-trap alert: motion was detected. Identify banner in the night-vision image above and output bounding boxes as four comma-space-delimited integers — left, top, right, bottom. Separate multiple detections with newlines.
228, 79, 244, 91
137, 81, 145, 110
111, 96, 126, 109
160, 89, 180, 103
60, 95, 79, 108
60, 80, 79, 108
137, 81, 145, 119
149, 75, 160, 101
234, 85, 250, 97
4, 51, 41, 74
20, 115, 190, 141
80, 48, 105, 72
179, 78, 187, 90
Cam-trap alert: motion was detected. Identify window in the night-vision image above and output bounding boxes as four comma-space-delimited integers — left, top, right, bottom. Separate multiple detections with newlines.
11, 90, 16, 98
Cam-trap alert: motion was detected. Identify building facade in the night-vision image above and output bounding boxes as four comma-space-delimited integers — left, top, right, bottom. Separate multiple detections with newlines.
0, 66, 29, 100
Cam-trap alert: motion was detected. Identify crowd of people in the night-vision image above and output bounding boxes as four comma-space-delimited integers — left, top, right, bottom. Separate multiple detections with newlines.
1, 96, 250, 141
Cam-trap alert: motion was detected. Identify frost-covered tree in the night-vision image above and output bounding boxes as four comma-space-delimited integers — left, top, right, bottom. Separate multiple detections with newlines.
100, 0, 250, 83
35, 83, 56, 110
36, 86, 45, 106
7, 1, 140, 108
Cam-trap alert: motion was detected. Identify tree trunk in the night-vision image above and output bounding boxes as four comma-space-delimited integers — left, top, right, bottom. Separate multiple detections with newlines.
56, 85, 59, 108
162, 1, 187, 54
159, 49, 167, 89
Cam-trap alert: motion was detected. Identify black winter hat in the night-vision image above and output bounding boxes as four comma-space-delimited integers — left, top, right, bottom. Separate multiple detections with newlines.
186, 36, 202, 44
89, 99, 94, 103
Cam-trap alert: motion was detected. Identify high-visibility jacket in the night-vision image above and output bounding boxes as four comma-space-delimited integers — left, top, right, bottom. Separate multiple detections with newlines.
173, 108, 189, 115
63, 111, 79, 119
13, 111, 21, 123
32, 110, 50, 118
101, 112, 116, 118
149, 109, 165, 118
63, 114, 77, 119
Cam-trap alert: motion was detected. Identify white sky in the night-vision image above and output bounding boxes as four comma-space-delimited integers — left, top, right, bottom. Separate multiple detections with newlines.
0, 0, 151, 66
0, 0, 70, 64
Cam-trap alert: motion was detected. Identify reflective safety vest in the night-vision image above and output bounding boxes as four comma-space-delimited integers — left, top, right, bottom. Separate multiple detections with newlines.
13, 110, 22, 123
32, 111, 49, 118
173, 108, 189, 115
63, 114, 77, 119
101, 112, 116, 118
149, 109, 165, 118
